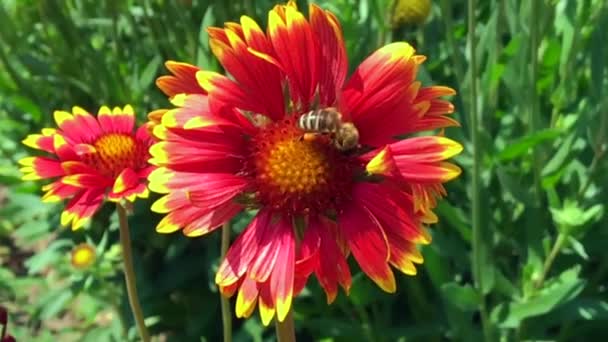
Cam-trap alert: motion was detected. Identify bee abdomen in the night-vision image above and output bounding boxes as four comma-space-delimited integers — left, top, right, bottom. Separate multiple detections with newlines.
298, 109, 340, 132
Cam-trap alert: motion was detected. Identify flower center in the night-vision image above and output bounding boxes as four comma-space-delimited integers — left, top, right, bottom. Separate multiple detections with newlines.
249, 119, 356, 214
83, 134, 143, 177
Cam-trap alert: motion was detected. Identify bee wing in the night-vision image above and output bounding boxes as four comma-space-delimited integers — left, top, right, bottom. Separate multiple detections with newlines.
335, 90, 353, 122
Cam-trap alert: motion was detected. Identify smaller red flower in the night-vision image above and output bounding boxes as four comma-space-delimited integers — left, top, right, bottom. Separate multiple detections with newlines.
0, 305, 15, 342
20, 106, 154, 230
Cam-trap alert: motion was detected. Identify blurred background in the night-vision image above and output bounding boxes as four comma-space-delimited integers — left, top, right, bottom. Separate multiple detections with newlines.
0, 0, 607, 341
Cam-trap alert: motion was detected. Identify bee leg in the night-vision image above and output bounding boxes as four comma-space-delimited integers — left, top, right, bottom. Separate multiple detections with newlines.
302, 132, 320, 142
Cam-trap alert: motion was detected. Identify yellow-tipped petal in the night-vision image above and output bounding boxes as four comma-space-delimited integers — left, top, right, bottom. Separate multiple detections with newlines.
259, 302, 276, 326
61, 210, 75, 227
112, 106, 122, 115
18, 157, 36, 166
98, 106, 112, 116
72, 106, 88, 116
366, 148, 393, 175
123, 104, 134, 115
147, 168, 173, 194
440, 162, 462, 182
435, 137, 464, 159
184, 117, 216, 129
54, 110, 73, 126
169, 94, 188, 107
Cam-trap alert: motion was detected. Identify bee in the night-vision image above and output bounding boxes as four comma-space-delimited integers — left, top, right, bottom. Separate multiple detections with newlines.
297, 107, 360, 151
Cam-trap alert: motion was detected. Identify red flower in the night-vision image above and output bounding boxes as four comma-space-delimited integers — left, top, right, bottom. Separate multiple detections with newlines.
149, 1, 461, 325
20, 106, 154, 229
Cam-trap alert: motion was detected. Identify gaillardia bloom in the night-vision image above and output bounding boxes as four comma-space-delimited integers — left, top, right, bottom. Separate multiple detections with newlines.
20, 106, 154, 229
149, 1, 461, 325
70, 242, 97, 270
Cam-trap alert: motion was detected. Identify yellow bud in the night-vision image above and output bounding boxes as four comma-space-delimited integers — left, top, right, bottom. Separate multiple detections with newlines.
391, 0, 432, 28
70, 243, 96, 270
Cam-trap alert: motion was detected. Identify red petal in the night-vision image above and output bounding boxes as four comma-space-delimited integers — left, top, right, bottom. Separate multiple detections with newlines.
247, 215, 287, 283
182, 202, 241, 237
338, 203, 396, 293
270, 221, 295, 321
157, 61, 206, 97
235, 277, 259, 318
268, 5, 318, 108
60, 188, 105, 230
216, 210, 273, 286
309, 4, 347, 106
19, 157, 64, 180
342, 43, 422, 146
40, 181, 80, 202
312, 218, 351, 303
354, 182, 426, 244
187, 178, 248, 209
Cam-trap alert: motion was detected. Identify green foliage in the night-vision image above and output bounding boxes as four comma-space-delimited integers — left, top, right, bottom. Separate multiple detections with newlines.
0, 0, 607, 341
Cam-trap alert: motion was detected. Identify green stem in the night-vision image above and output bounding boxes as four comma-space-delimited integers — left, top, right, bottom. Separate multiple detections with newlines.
220, 223, 232, 342
529, 0, 542, 203
116, 203, 150, 342
275, 309, 296, 342
534, 233, 567, 289
577, 102, 607, 201
467, 1, 491, 341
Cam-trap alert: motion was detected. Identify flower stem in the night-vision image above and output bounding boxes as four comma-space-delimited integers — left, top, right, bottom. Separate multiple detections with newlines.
467, 1, 492, 341
529, 0, 542, 203
534, 233, 567, 289
220, 222, 233, 342
275, 309, 296, 342
116, 203, 150, 342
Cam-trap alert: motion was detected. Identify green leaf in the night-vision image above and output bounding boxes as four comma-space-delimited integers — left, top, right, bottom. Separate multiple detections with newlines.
545, 298, 608, 323
550, 201, 603, 233
138, 54, 162, 90
440, 282, 481, 312
497, 129, 563, 161
491, 266, 586, 328
567, 236, 589, 260
349, 273, 382, 308
39, 288, 74, 319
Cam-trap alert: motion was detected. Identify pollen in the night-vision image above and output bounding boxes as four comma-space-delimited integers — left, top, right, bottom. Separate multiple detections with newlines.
82, 134, 146, 177
261, 138, 329, 194
249, 119, 356, 214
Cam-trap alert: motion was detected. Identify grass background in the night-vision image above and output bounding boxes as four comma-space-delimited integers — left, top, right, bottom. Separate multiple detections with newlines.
0, 0, 607, 341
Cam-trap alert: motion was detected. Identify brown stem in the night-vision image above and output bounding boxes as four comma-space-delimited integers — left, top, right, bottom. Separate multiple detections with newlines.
116, 203, 150, 342
275, 309, 296, 342
220, 222, 232, 342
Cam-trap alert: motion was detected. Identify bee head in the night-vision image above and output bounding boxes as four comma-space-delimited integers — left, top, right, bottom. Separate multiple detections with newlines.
335, 123, 360, 151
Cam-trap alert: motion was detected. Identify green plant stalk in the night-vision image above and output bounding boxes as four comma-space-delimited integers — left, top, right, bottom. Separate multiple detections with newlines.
534, 233, 567, 289
275, 309, 296, 342
557, 103, 608, 342
529, 0, 542, 204
354, 304, 376, 342
220, 223, 233, 342
116, 203, 151, 342
467, 1, 491, 341
577, 101, 607, 200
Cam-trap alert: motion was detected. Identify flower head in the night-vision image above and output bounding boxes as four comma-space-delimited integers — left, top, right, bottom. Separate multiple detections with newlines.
149, 1, 461, 325
0, 305, 14, 342
20, 105, 154, 230
391, 0, 432, 27
70, 243, 97, 269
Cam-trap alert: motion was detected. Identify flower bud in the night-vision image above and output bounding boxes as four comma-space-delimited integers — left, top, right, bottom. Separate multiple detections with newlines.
0, 306, 7, 325
391, 0, 432, 28
70, 243, 97, 270
2, 335, 16, 342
